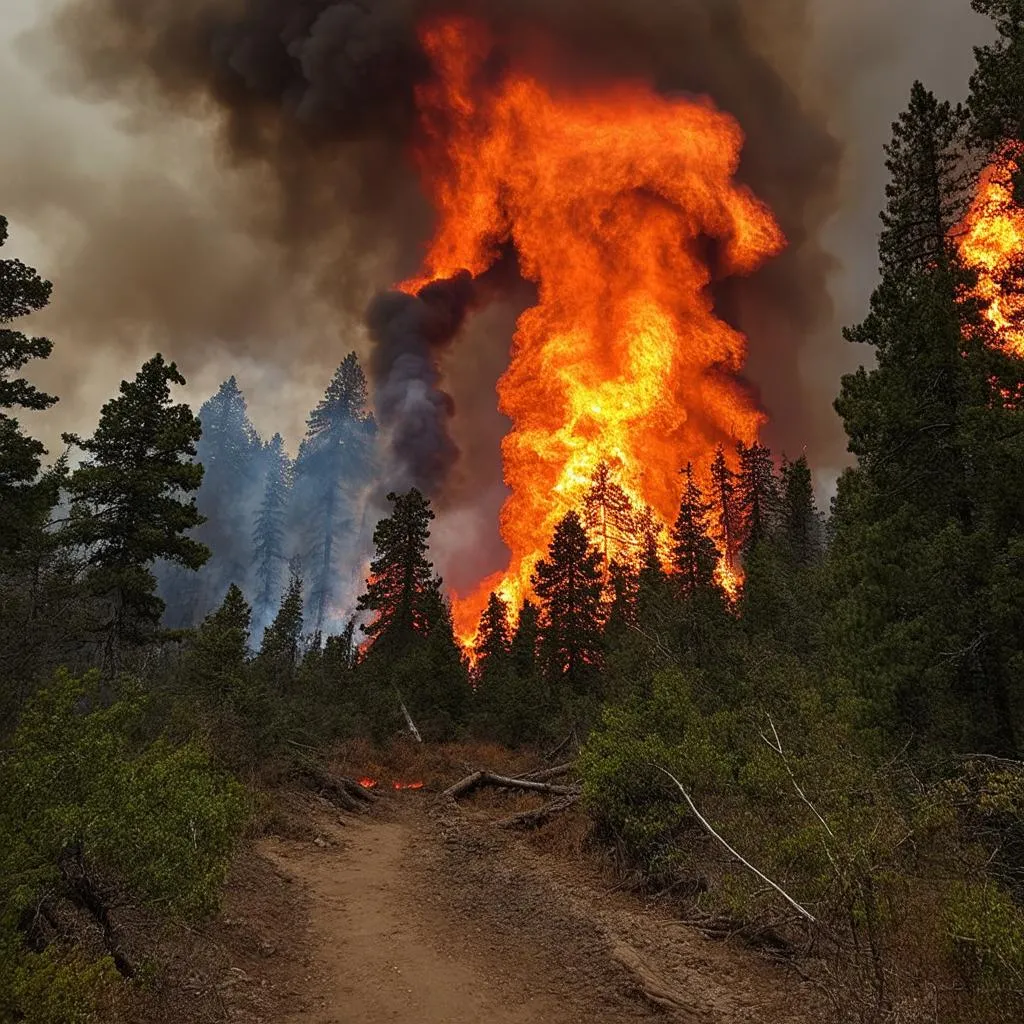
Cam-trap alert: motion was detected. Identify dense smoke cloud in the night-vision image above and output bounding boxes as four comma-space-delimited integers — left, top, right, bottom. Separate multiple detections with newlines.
367, 272, 475, 496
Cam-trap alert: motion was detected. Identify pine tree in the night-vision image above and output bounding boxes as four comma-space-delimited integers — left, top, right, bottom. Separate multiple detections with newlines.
710, 446, 742, 568
510, 600, 540, 678
190, 378, 263, 615
357, 490, 437, 652
670, 464, 721, 596
829, 84, 1023, 755
0, 216, 59, 553
252, 433, 291, 632
532, 511, 605, 700
258, 571, 304, 687
476, 592, 512, 674
291, 354, 377, 636
735, 442, 780, 555
582, 461, 636, 564
184, 584, 252, 697
62, 355, 208, 661
877, 82, 971, 276
968, 1, 1024, 150
780, 456, 821, 567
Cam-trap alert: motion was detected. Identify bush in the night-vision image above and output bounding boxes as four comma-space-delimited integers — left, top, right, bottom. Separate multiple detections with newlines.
0, 668, 249, 1020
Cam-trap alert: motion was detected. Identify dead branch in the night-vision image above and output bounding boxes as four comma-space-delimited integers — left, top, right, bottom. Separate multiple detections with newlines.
497, 793, 581, 830
515, 763, 574, 783
442, 769, 578, 801
652, 764, 817, 924
759, 713, 835, 839
395, 689, 423, 743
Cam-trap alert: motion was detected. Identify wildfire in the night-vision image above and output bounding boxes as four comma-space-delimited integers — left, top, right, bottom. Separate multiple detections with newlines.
955, 144, 1024, 357
357, 777, 425, 791
407, 17, 784, 638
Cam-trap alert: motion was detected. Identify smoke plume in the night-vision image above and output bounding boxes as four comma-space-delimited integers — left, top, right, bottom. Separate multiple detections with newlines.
367, 271, 476, 496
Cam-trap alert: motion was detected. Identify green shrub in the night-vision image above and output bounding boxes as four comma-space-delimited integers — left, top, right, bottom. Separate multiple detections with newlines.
0, 668, 249, 1020
946, 879, 1024, 993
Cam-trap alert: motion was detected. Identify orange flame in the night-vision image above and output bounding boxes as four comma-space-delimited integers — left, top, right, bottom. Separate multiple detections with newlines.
357, 777, 378, 789
408, 17, 784, 638
392, 780, 425, 791
955, 144, 1024, 357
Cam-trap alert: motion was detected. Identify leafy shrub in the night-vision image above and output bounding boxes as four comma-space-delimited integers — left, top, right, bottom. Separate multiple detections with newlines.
0, 668, 249, 1021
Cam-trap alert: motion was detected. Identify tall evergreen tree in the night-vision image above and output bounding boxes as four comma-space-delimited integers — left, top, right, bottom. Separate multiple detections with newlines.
780, 456, 822, 568
829, 84, 1023, 755
191, 378, 263, 614
533, 511, 605, 701
582, 461, 636, 564
0, 216, 59, 553
510, 599, 540, 679
669, 464, 721, 597
291, 354, 376, 636
257, 571, 304, 687
252, 433, 291, 633
968, 1, 1024, 150
735, 442, 780, 556
357, 490, 438, 653
710, 446, 742, 569
476, 592, 512, 675
877, 82, 972, 276
62, 356, 208, 662
184, 584, 252, 697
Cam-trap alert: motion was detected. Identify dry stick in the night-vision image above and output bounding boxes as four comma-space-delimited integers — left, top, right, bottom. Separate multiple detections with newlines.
759, 714, 835, 840
394, 688, 424, 743
515, 763, 574, 783
651, 764, 817, 925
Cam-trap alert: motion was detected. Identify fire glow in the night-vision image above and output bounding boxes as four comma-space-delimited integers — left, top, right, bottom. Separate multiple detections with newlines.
357, 777, 425, 791
955, 144, 1024, 357
405, 17, 785, 638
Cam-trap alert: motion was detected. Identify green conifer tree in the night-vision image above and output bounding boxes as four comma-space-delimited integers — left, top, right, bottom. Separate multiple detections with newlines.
184, 584, 252, 697
670, 464, 721, 596
533, 511, 605, 704
257, 571, 304, 688
62, 356, 208, 663
0, 216, 59, 554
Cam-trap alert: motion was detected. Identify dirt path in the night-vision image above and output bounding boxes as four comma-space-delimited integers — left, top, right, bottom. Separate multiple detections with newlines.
263, 813, 582, 1024
259, 800, 822, 1024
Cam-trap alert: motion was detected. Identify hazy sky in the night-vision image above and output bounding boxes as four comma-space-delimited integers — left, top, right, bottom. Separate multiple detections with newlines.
0, 0, 994, 491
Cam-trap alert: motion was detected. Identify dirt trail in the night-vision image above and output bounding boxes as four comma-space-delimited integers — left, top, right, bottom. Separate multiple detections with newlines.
259, 800, 821, 1024
264, 815, 569, 1024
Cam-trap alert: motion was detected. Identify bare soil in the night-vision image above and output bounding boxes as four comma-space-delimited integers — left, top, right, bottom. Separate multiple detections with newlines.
130, 784, 826, 1023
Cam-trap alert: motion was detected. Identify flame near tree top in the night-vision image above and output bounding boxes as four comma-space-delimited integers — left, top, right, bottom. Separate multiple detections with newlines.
404, 16, 786, 639
955, 143, 1024, 358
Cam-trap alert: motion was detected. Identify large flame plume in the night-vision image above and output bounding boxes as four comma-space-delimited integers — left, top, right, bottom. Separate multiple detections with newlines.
955, 144, 1024, 357
404, 17, 785, 638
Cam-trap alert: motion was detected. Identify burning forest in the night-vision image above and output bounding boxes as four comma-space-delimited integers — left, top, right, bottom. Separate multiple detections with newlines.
4, 2, 1024, 1022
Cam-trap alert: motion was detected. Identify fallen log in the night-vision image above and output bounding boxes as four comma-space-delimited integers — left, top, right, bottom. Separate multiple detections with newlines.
515, 763, 574, 784
497, 793, 581, 830
442, 769, 578, 801
295, 762, 378, 813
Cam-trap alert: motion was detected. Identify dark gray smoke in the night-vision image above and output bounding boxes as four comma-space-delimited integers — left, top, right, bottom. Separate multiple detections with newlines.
367, 272, 476, 496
